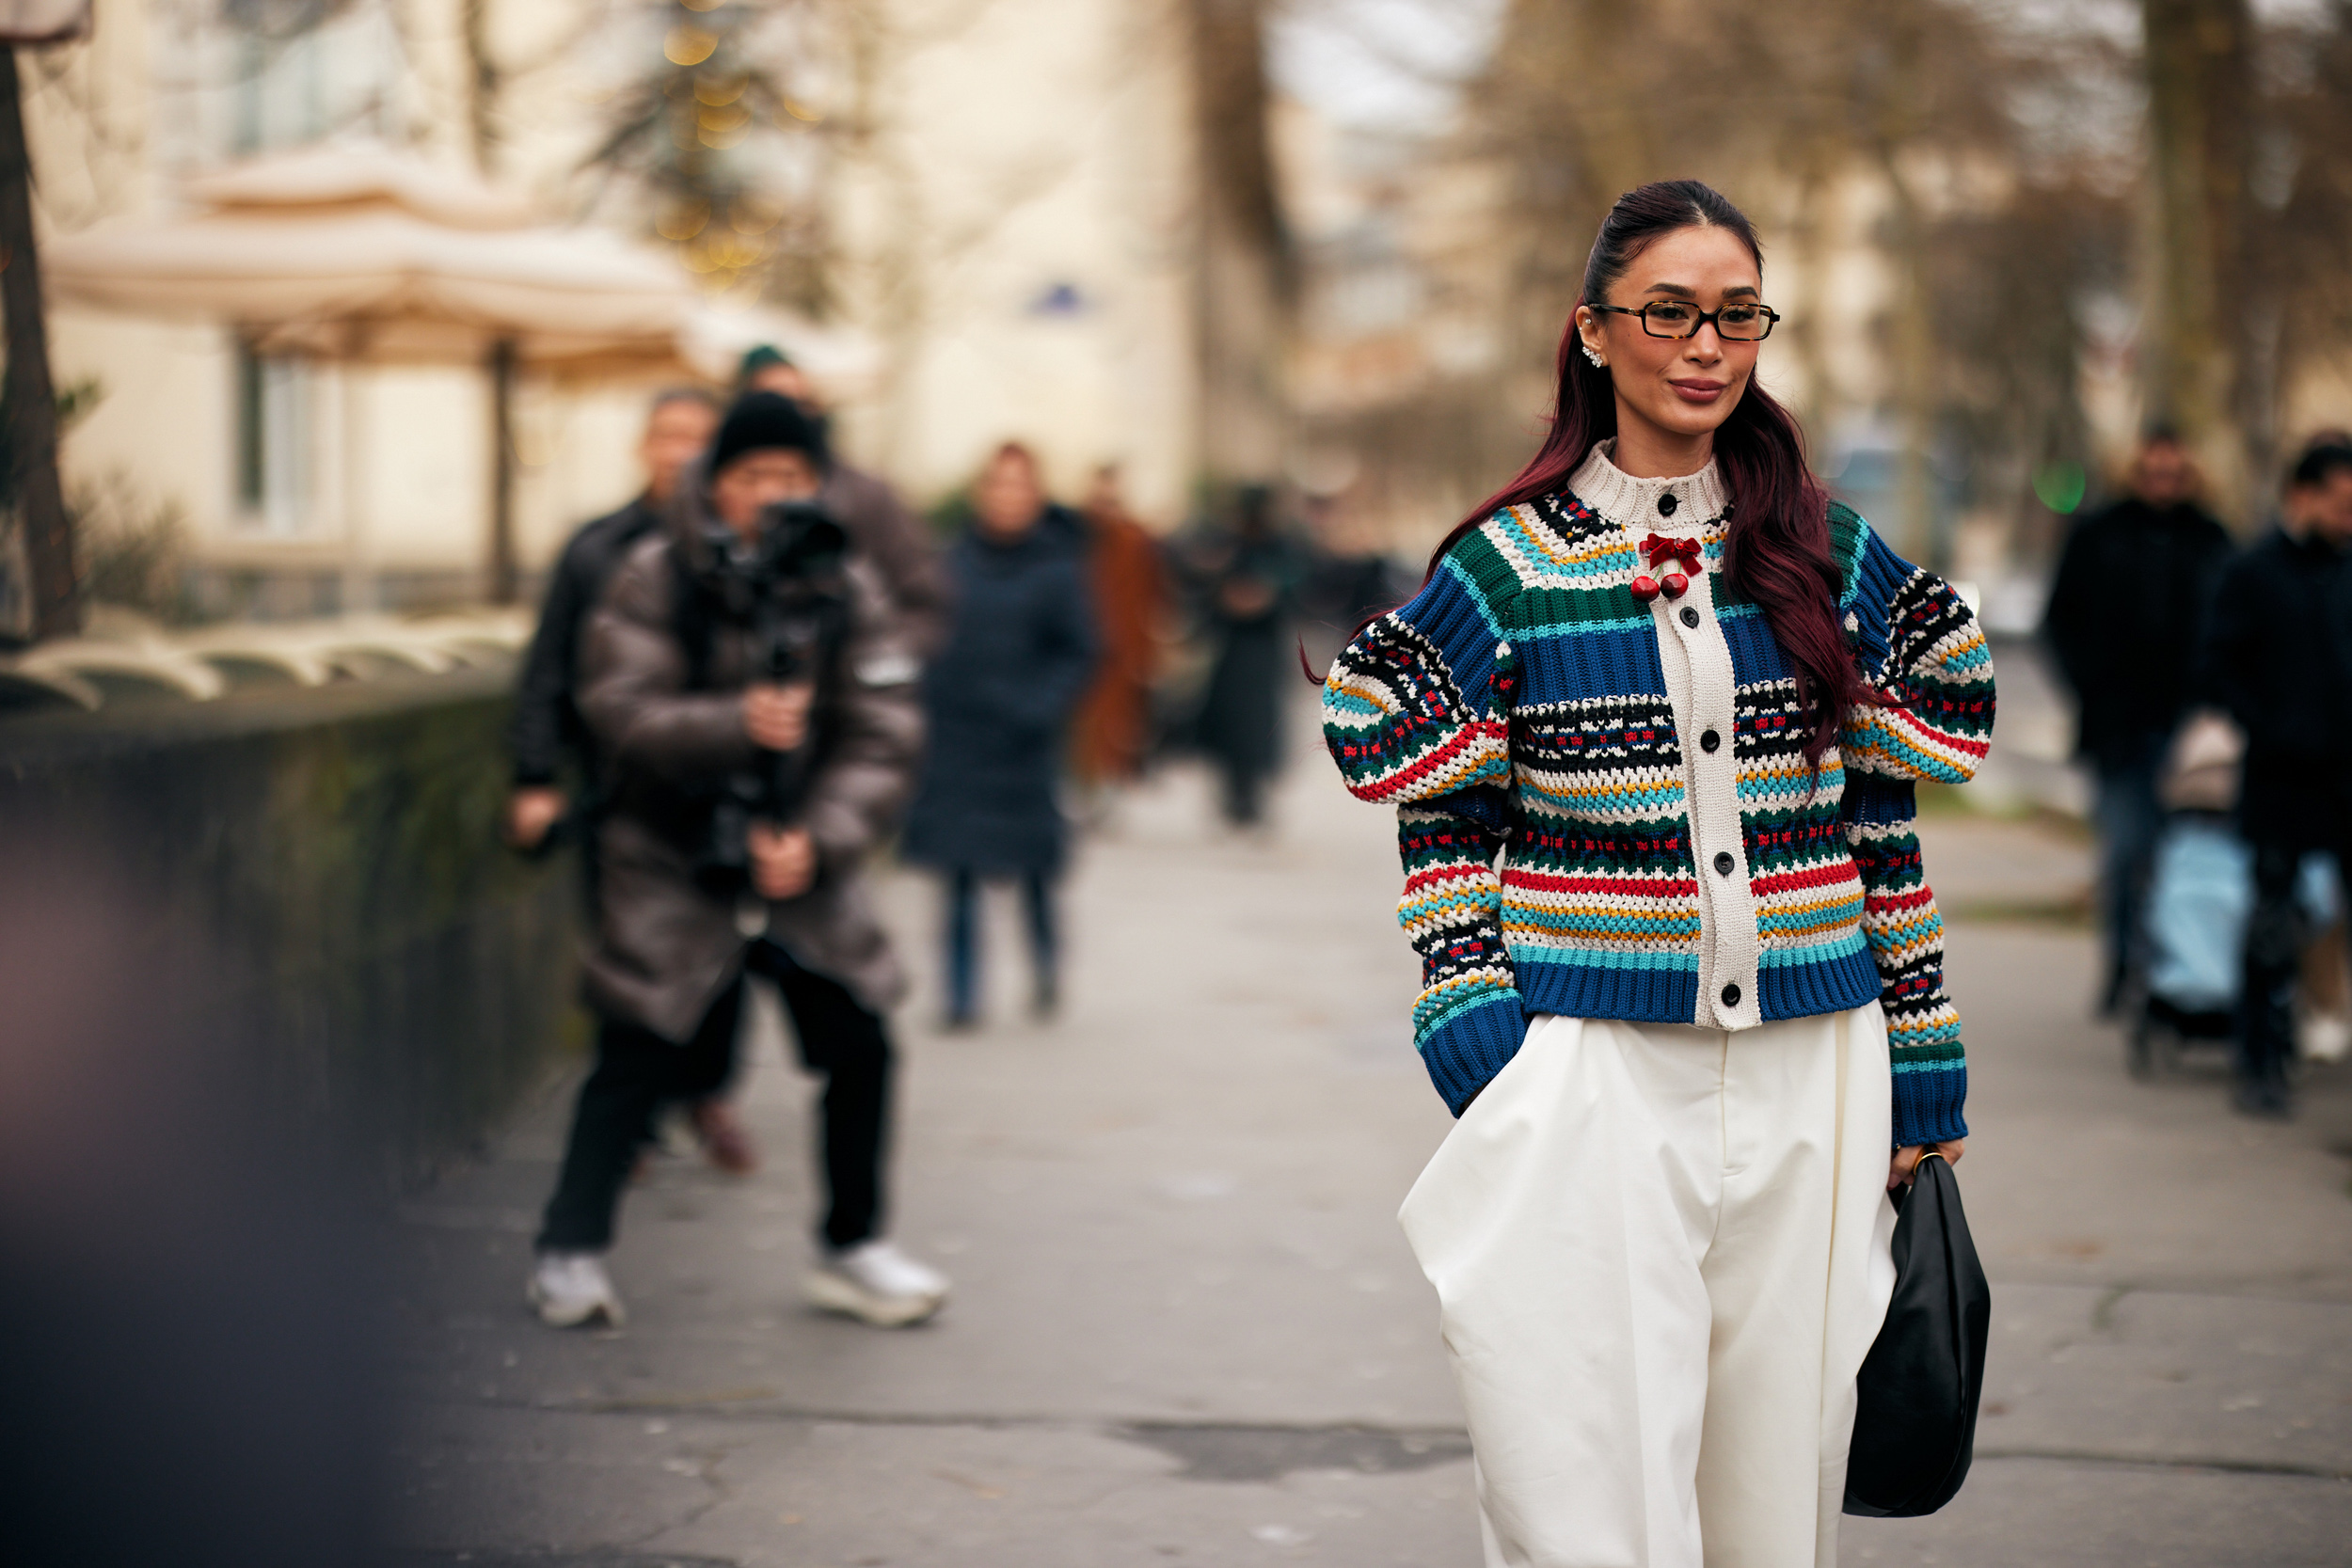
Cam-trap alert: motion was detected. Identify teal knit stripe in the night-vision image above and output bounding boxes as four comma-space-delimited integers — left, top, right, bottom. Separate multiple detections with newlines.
1756, 928, 1872, 967
1503, 905, 1707, 940
1515, 945, 1701, 975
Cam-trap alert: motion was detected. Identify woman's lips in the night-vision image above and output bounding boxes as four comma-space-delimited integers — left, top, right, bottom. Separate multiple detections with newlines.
1669, 379, 1727, 404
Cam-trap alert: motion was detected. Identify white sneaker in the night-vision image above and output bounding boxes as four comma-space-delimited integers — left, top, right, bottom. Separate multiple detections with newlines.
528, 1250, 626, 1328
804, 1239, 949, 1327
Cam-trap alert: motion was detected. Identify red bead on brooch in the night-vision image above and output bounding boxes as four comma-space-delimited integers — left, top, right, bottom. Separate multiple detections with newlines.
1632, 533, 1702, 608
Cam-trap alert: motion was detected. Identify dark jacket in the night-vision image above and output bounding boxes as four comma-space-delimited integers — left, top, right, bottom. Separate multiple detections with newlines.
900, 509, 1098, 875
576, 473, 925, 1039
2201, 526, 2352, 834
1185, 528, 1308, 778
823, 460, 955, 658
510, 498, 662, 785
511, 462, 946, 788
2042, 496, 2233, 767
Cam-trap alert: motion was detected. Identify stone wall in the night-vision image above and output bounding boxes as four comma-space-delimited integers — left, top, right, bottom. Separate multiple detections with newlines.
0, 667, 581, 1189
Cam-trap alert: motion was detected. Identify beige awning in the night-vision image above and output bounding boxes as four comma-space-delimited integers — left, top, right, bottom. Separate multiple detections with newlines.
45, 143, 695, 369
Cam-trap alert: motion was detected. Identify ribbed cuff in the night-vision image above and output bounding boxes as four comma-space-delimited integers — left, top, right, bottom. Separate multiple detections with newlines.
1420, 993, 1529, 1117
1890, 1062, 1969, 1148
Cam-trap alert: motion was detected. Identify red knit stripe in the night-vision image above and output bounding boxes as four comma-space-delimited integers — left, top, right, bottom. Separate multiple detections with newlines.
1349, 721, 1509, 801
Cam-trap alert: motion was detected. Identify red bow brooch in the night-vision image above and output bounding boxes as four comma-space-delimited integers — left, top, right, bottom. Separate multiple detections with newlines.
1629, 534, 1703, 604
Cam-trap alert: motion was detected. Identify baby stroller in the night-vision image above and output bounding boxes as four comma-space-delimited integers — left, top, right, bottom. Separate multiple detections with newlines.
2127, 714, 2346, 1077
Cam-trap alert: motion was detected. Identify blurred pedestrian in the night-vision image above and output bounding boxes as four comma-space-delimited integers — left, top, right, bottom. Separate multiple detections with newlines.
1297, 488, 1406, 668
666, 345, 950, 1162
2201, 437, 2352, 1118
530, 392, 949, 1330
738, 344, 953, 656
505, 388, 762, 1176
900, 443, 1098, 1027
1184, 484, 1305, 826
1320, 182, 1991, 1564
1070, 463, 1166, 794
509, 388, 719, 853
2042, 428, 2233, 1014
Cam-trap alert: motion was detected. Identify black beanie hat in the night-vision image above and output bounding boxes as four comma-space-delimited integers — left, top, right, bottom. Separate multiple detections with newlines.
709, 390, 824, 476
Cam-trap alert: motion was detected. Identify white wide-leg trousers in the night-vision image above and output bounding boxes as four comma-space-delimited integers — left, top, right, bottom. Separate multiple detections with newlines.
1398, 1006, 1899, 1568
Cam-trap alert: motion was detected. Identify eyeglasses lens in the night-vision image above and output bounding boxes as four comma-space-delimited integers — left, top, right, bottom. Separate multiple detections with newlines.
1639, 303, 1772, 341
1713, 306, 1770, 340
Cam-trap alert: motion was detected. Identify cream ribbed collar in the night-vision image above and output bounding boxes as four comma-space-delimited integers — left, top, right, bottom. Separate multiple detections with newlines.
1566, 440, 1729, 531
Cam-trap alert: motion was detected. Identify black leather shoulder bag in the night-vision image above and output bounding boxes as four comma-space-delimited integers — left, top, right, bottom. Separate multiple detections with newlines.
1843, 1150, 1993, 1517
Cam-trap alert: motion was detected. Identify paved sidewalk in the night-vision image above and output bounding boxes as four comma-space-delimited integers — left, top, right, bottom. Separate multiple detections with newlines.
386, 746, 2352, 1568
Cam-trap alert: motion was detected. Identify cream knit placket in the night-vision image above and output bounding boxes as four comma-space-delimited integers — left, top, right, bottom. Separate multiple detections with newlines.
1568, 442, 1763, 1033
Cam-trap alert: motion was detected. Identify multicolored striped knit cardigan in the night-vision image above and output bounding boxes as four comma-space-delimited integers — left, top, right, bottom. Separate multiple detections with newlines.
1321, 461, 1994, 1147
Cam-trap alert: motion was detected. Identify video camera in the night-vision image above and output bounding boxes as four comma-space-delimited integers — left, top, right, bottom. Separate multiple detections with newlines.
696, 499, 852, 896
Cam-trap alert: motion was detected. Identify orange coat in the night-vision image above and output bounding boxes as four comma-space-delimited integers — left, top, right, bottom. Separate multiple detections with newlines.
1072, 502, 1166, 784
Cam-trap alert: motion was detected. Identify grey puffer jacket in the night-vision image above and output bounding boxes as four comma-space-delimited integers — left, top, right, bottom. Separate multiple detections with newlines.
577, 474, 924, 1039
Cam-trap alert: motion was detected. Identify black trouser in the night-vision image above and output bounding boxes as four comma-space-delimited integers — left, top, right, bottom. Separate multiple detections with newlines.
944, 866, 1057, 1020
2090, 738, 2166, 999
1218, 760, 1268, 826
2239, 832, 2352, 1097
537, 943, 892, 1253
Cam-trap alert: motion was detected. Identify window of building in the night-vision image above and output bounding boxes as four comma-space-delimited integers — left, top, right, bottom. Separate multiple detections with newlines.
234, 343, 315, 534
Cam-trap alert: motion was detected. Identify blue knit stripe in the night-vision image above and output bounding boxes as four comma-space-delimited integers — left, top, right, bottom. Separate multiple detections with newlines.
1514, 619, 1669, 690
1432, 554, 1509, 649
1420, 992, 1531, 1115
1755, 942, 1882, 1021
1891, 1062, 1969, 1148
1407, 564, 1506, 703
1516, 952, 1703, 1024
1721, 607, 1797, 684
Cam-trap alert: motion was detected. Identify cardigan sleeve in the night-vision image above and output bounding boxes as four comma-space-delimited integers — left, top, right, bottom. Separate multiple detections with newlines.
1837, 517, 1994, 1147
1840, 522, 1996, 784
1324, 562, 1525, 1113
1843, 775, 1968, 1145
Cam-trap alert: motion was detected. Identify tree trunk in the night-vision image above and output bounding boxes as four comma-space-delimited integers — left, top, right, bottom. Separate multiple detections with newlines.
0, 46, 74, 641
1879, 151, 1941, 568
461, 0, 500, 175
2142, 0, 2255, 519
1186, 0, 1290, 493
486, 337, 517, 605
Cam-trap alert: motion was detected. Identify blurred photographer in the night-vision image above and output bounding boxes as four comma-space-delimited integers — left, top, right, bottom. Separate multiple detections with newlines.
506, 388, 774, 1175
530, 392, 947, 1329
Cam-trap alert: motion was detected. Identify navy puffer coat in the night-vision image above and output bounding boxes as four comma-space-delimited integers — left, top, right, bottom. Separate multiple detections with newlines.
900, 508, 1099, 874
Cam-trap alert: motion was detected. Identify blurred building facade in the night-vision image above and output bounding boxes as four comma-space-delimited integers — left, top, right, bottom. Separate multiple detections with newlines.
1273, 0, 2352, 620
19, 0, 1279, 621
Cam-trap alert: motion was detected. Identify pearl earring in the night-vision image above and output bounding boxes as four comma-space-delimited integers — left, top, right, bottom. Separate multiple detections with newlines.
1582, 344, 1605, 368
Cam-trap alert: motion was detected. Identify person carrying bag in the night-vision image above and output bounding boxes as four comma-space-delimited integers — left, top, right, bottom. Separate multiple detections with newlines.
1844, 1150, 1992, 1518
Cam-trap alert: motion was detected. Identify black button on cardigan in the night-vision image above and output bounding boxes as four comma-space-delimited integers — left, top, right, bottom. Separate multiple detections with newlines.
1714, 850, 1735, 875
1700, 729, 1721, 752
1658, 492, 1678, 516
1680, 607, 1700, 627
1722, 982, 1742, 1007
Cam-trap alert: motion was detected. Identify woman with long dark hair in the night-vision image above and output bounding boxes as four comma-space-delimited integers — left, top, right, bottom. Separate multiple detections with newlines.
1322, 182, 1993, 1564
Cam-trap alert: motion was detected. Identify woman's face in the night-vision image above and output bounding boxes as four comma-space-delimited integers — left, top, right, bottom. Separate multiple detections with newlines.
1574, 224, 1764, 448
974, 453, 1044, 541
